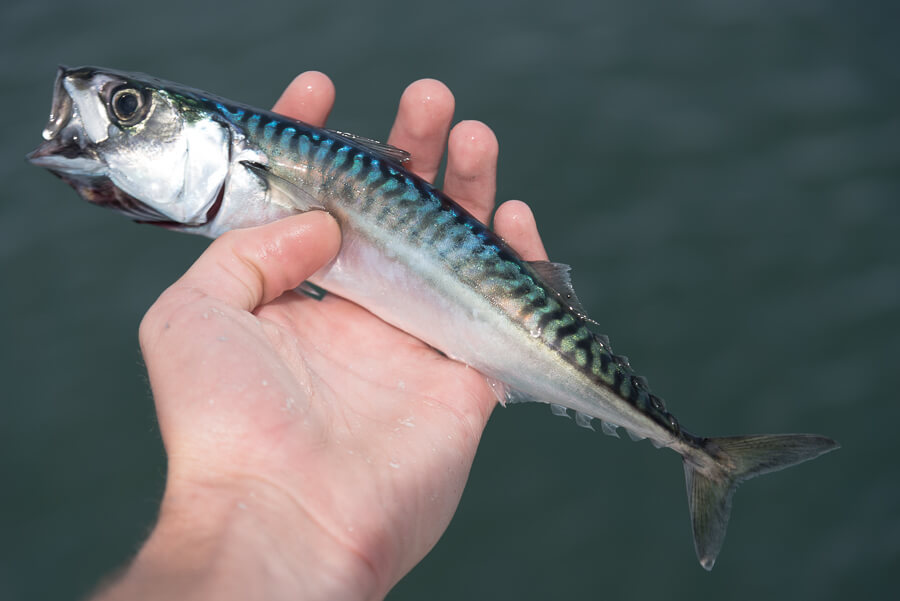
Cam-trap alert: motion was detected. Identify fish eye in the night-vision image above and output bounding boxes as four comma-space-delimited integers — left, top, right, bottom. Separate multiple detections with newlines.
109, 86, 147, 125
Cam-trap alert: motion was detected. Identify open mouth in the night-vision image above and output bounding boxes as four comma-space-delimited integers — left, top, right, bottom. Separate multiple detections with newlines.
27, 65, 107, 182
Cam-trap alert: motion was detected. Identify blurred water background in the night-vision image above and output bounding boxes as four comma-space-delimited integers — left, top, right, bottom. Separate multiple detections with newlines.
1, 0, 897, 599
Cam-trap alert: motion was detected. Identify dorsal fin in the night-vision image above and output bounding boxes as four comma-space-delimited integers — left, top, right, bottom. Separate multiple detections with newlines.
528, 260, 585, 314
325, 129, 411, 164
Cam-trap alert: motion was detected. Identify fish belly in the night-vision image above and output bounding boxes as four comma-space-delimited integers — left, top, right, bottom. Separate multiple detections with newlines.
308, 223, 651, 436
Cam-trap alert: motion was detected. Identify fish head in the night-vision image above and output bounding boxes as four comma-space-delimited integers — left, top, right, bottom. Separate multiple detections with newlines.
28, 66, 230, 227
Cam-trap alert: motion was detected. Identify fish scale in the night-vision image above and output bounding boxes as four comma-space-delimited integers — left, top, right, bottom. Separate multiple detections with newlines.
30, 66, 839, 570
305, 111, 672, 430
246, 105, 672, 425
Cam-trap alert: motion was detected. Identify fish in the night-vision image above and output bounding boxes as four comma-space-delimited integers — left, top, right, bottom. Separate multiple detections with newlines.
28, 65, 839, 570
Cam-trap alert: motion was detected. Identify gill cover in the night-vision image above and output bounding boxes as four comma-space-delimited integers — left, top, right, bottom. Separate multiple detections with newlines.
28, 66, 230, 226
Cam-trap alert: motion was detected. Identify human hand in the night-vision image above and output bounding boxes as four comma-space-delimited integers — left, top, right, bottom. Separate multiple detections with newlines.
96, 73, 549, 601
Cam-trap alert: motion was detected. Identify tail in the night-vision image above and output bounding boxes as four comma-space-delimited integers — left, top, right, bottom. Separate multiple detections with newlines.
684, 434, 839, 570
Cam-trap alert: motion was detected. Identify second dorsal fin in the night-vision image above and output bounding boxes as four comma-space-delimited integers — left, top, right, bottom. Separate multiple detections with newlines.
528, 260, 585, 314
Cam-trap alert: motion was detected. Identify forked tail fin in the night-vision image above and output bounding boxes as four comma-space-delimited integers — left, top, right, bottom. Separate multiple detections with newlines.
684, 434, 839, 570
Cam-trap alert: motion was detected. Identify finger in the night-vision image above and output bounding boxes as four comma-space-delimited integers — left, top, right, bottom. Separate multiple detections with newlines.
442, 120, 498, 224
387, 79, 455, 182
271, 71, 336, 127
493, 200, 549, 261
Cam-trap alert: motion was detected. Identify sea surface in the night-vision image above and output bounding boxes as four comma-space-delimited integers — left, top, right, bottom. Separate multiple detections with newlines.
1, 1, 897, 599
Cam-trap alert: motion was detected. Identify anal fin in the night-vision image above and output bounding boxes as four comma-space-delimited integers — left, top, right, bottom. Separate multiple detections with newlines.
484, 377, 533, 407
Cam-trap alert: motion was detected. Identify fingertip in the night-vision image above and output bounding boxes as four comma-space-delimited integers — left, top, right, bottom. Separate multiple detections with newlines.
495, 199, 531, 220
272, 71, 336, 126
239, 211, 341, 306
447, 120, 498, 179
493, 200, 549, 261
396, 78, 456, 137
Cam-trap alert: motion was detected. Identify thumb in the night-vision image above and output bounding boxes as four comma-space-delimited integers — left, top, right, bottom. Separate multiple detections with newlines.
140, 211, 341, 348
180, 211, 341, 310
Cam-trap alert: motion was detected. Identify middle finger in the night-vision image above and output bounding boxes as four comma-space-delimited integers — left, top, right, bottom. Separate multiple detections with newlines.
387, 79, 455, 183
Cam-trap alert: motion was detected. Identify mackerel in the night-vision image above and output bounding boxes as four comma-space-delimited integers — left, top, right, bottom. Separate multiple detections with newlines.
28, 66, 839, 569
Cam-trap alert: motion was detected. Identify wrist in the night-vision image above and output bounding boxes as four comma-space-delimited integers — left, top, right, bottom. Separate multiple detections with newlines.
94, 474, 379, 601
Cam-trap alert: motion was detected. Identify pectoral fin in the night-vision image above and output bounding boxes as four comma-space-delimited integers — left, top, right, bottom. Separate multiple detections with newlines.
241, 160, 324, 212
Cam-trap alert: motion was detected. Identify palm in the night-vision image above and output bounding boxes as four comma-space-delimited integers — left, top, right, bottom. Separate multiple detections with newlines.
258, 291, 491, 571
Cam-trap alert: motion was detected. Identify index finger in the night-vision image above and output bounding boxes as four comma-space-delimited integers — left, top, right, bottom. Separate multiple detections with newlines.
272, 71, 336, 127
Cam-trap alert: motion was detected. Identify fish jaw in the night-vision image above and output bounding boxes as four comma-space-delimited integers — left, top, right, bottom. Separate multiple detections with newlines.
28, 133, 167, 221
28, 67, 107, 182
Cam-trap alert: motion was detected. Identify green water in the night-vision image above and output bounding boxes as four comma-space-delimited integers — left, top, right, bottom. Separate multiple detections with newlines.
1, 0, 897, 599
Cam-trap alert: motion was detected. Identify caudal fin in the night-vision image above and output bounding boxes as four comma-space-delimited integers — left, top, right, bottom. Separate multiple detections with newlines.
684, 434, 839, 570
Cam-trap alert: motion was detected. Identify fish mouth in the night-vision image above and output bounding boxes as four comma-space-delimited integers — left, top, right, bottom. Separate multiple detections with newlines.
27, 135, 103, 173
27, 64, 106, 180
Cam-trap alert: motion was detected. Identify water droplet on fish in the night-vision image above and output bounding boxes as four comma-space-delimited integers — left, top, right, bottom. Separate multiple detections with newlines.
389, 460, 400, 469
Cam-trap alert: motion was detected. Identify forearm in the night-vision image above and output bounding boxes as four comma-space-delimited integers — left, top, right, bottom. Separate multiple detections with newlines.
91, 477, 378, 601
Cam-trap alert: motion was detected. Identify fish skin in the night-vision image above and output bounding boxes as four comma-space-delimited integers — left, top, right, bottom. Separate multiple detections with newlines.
28, 66, 839, 569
